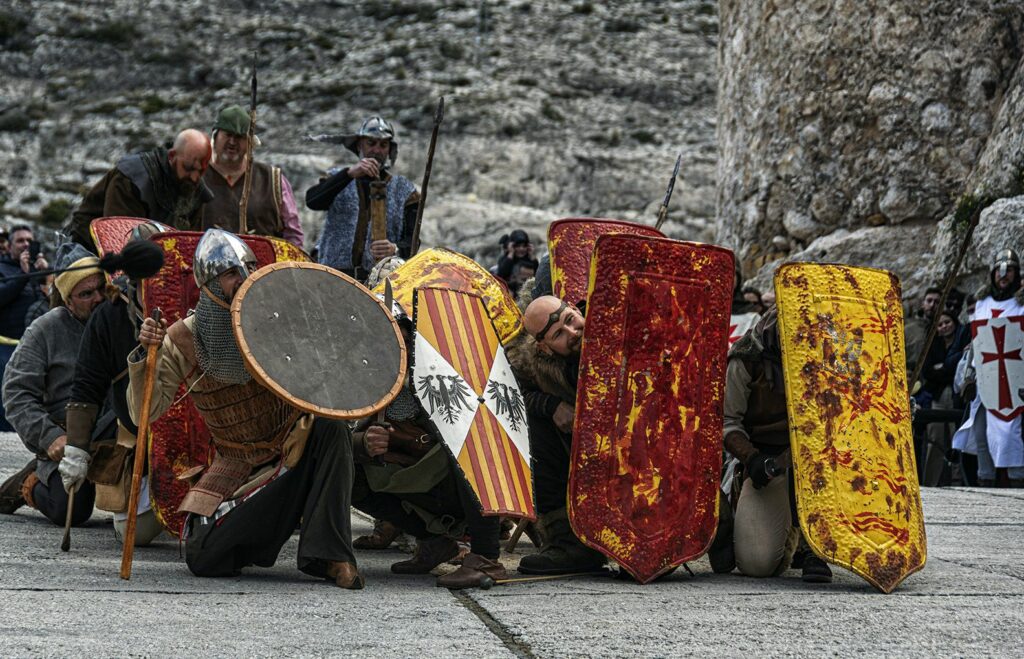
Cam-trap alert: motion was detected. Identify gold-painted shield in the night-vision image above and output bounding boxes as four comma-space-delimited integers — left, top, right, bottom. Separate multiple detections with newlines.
775, 263, 925, 593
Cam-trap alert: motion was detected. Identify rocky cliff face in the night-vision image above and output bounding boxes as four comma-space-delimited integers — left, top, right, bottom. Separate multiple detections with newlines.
717, 0, 1024, 295
0, 0, 718, 265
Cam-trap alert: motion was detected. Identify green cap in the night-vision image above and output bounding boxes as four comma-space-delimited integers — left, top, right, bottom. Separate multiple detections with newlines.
213, 105, 250, 136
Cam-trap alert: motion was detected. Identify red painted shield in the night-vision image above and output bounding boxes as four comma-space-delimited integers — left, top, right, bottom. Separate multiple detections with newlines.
89, 216, 148, 257
141, 231, 278, 536
548, 218, 664, 306
971, 315, 1024, 421
569, 234, 733, 583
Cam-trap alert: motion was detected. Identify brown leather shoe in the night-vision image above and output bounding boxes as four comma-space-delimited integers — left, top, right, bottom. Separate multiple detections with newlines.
20, 470, 40, 511
353, 519, 401, 550
0, 460, 36, 514
437, 553, 509, 590
326, 561, 365, 590
391, 536, 459, 574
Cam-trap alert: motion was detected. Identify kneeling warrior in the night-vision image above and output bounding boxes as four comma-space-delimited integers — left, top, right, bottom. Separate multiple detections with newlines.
130, 229, 362, 588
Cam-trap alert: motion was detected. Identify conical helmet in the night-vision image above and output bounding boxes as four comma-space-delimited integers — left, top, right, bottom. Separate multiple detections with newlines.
193, 229, 257, 289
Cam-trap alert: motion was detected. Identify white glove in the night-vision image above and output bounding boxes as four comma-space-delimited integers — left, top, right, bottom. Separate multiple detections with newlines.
59, 446, 91, 493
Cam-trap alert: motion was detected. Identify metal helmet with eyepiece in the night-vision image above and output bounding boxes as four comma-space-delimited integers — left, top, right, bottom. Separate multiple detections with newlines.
193, 229, 258, 291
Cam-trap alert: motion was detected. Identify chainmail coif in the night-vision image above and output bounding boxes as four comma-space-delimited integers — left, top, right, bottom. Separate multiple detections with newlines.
194, 278, 252, 384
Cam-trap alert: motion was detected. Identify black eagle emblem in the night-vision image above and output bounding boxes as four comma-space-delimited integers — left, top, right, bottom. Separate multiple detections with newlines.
417, 374, 475, 424
486, 380, 527, 432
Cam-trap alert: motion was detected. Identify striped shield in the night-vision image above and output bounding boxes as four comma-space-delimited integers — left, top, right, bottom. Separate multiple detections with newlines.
413, 287, 535, 520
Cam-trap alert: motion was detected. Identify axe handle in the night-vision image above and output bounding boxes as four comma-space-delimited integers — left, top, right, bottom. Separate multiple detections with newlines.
505, 518, 530, 553
60, 488, 74, 552
120, 309, 161, 580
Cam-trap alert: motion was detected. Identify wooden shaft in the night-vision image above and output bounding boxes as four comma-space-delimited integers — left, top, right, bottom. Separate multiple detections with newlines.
505, 517, 530, 553
369, 180, 388, 243
60, 488, 75, 552
120, 309, 162, 580
410, 96, 445, 256
238, 128, 255, 235
908, 206, 982, 390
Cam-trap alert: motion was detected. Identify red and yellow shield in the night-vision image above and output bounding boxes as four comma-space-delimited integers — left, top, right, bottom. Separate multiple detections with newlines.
89, 216, 149, 257
141, 231, 279, 535
569, 234, 732, 583
375, 248, 523, 343
775, 263, 926, 593
548, 217, 664, 306
265, 236, 311, 264
413, 287, 534, 520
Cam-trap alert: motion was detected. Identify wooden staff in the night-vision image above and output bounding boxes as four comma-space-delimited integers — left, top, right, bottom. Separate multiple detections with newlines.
238, 51, 258, 234
120, 308, 162, 580
409, 96, 445, 256
654, 153, 682, 232
60, 489, 74, 552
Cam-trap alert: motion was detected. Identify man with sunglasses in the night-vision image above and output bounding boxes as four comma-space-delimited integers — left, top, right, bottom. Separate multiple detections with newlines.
0, 243, 105, 524
305, 116, 419, 281
67, 129, 214, 250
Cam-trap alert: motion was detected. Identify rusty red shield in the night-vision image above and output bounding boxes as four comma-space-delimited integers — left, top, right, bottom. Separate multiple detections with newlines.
547, 218, 664, 306
89, 216, 149, 258
141, 231, 278, 536
568, 234, 733, 583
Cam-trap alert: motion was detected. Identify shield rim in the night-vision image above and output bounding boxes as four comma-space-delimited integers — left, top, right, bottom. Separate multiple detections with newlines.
411, 285, 536, 520
568, 233, 730, 584
231, 261, 407, 420
774, 261, 927, 594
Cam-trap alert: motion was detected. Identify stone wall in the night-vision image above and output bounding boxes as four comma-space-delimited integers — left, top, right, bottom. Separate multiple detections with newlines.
716, 0, 1024, 295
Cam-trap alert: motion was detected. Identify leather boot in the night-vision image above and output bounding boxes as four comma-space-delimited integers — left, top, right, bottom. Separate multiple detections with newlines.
390, 536, 459, 574
1009, 479, 1024, 489
326, 561, 365, 590
707, 495, 735, 574
437, 553, 509, 589
517, 508, 605, 575
0, 460, 36, 514
793, 547, 832, 583
978, 478, 996, 487
353, 519, 401, 550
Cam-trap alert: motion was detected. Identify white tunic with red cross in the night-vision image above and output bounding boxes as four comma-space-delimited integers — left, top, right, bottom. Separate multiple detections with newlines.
952, 295, 1024, 467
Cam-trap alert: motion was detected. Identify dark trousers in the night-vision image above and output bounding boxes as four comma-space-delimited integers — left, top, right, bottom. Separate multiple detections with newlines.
351, 463, 500, 559
0, 344, 15, 432
185, 418, 355, 579
34, 469, 95, 527
528, 411, 572, 515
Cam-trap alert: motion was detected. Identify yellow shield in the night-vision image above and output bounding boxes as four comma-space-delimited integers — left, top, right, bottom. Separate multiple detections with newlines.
372, 248, 523, 343
775, 263, 926, 593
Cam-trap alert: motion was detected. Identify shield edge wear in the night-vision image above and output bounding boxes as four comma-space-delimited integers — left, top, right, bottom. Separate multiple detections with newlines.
970, 316, 1024, 422
547, 217, 665, 306
568, 233, 731, 583
231, 262, 407, 420
89, 216, 148, 257
375, 247, 524, 343
774, 262, 927, 593
412, 286, 536, 520
140, 231, 279, 535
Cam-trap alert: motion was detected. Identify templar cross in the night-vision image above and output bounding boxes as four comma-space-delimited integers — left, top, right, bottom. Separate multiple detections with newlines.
981, 324, 1023, 410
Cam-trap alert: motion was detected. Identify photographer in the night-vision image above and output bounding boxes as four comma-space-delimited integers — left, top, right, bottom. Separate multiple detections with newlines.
0, 225, 48, 431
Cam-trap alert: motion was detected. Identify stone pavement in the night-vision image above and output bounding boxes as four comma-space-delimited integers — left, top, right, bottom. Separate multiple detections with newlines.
1, 433, 1022, 657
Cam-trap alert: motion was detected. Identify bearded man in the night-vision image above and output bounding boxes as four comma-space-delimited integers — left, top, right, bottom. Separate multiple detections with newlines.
68, 129, 214, 249
0, 244, 105, 523
199, 106, 304, 248
306, 116, 419, 281
130, 229, 362, 588
507, 294, 605, 575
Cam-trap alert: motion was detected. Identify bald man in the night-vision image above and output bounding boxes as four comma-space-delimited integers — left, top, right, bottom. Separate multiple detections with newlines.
68, 129, 215, 249
507, 295, 605, 575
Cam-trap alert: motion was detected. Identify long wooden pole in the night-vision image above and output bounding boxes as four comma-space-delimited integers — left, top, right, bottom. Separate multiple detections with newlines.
238, 51, 258, 235
409, 96, 445, 256
120, 308, 162, 580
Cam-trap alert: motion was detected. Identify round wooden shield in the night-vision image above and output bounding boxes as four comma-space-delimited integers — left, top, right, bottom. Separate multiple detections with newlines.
231, 262, 406, 419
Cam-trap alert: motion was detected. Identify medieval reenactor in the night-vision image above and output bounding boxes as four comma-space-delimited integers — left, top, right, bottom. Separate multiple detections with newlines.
0, 243, 106, 524
200, 105, 304, 248
129, 229, 363, 588
305, 116, 420, 281
68, 130, 214, 249
507, 294, 605, 575
350, 304, 507, 589
716, 308, 833, 583
952, 249, 1024, 486
60, 222, 168, 546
